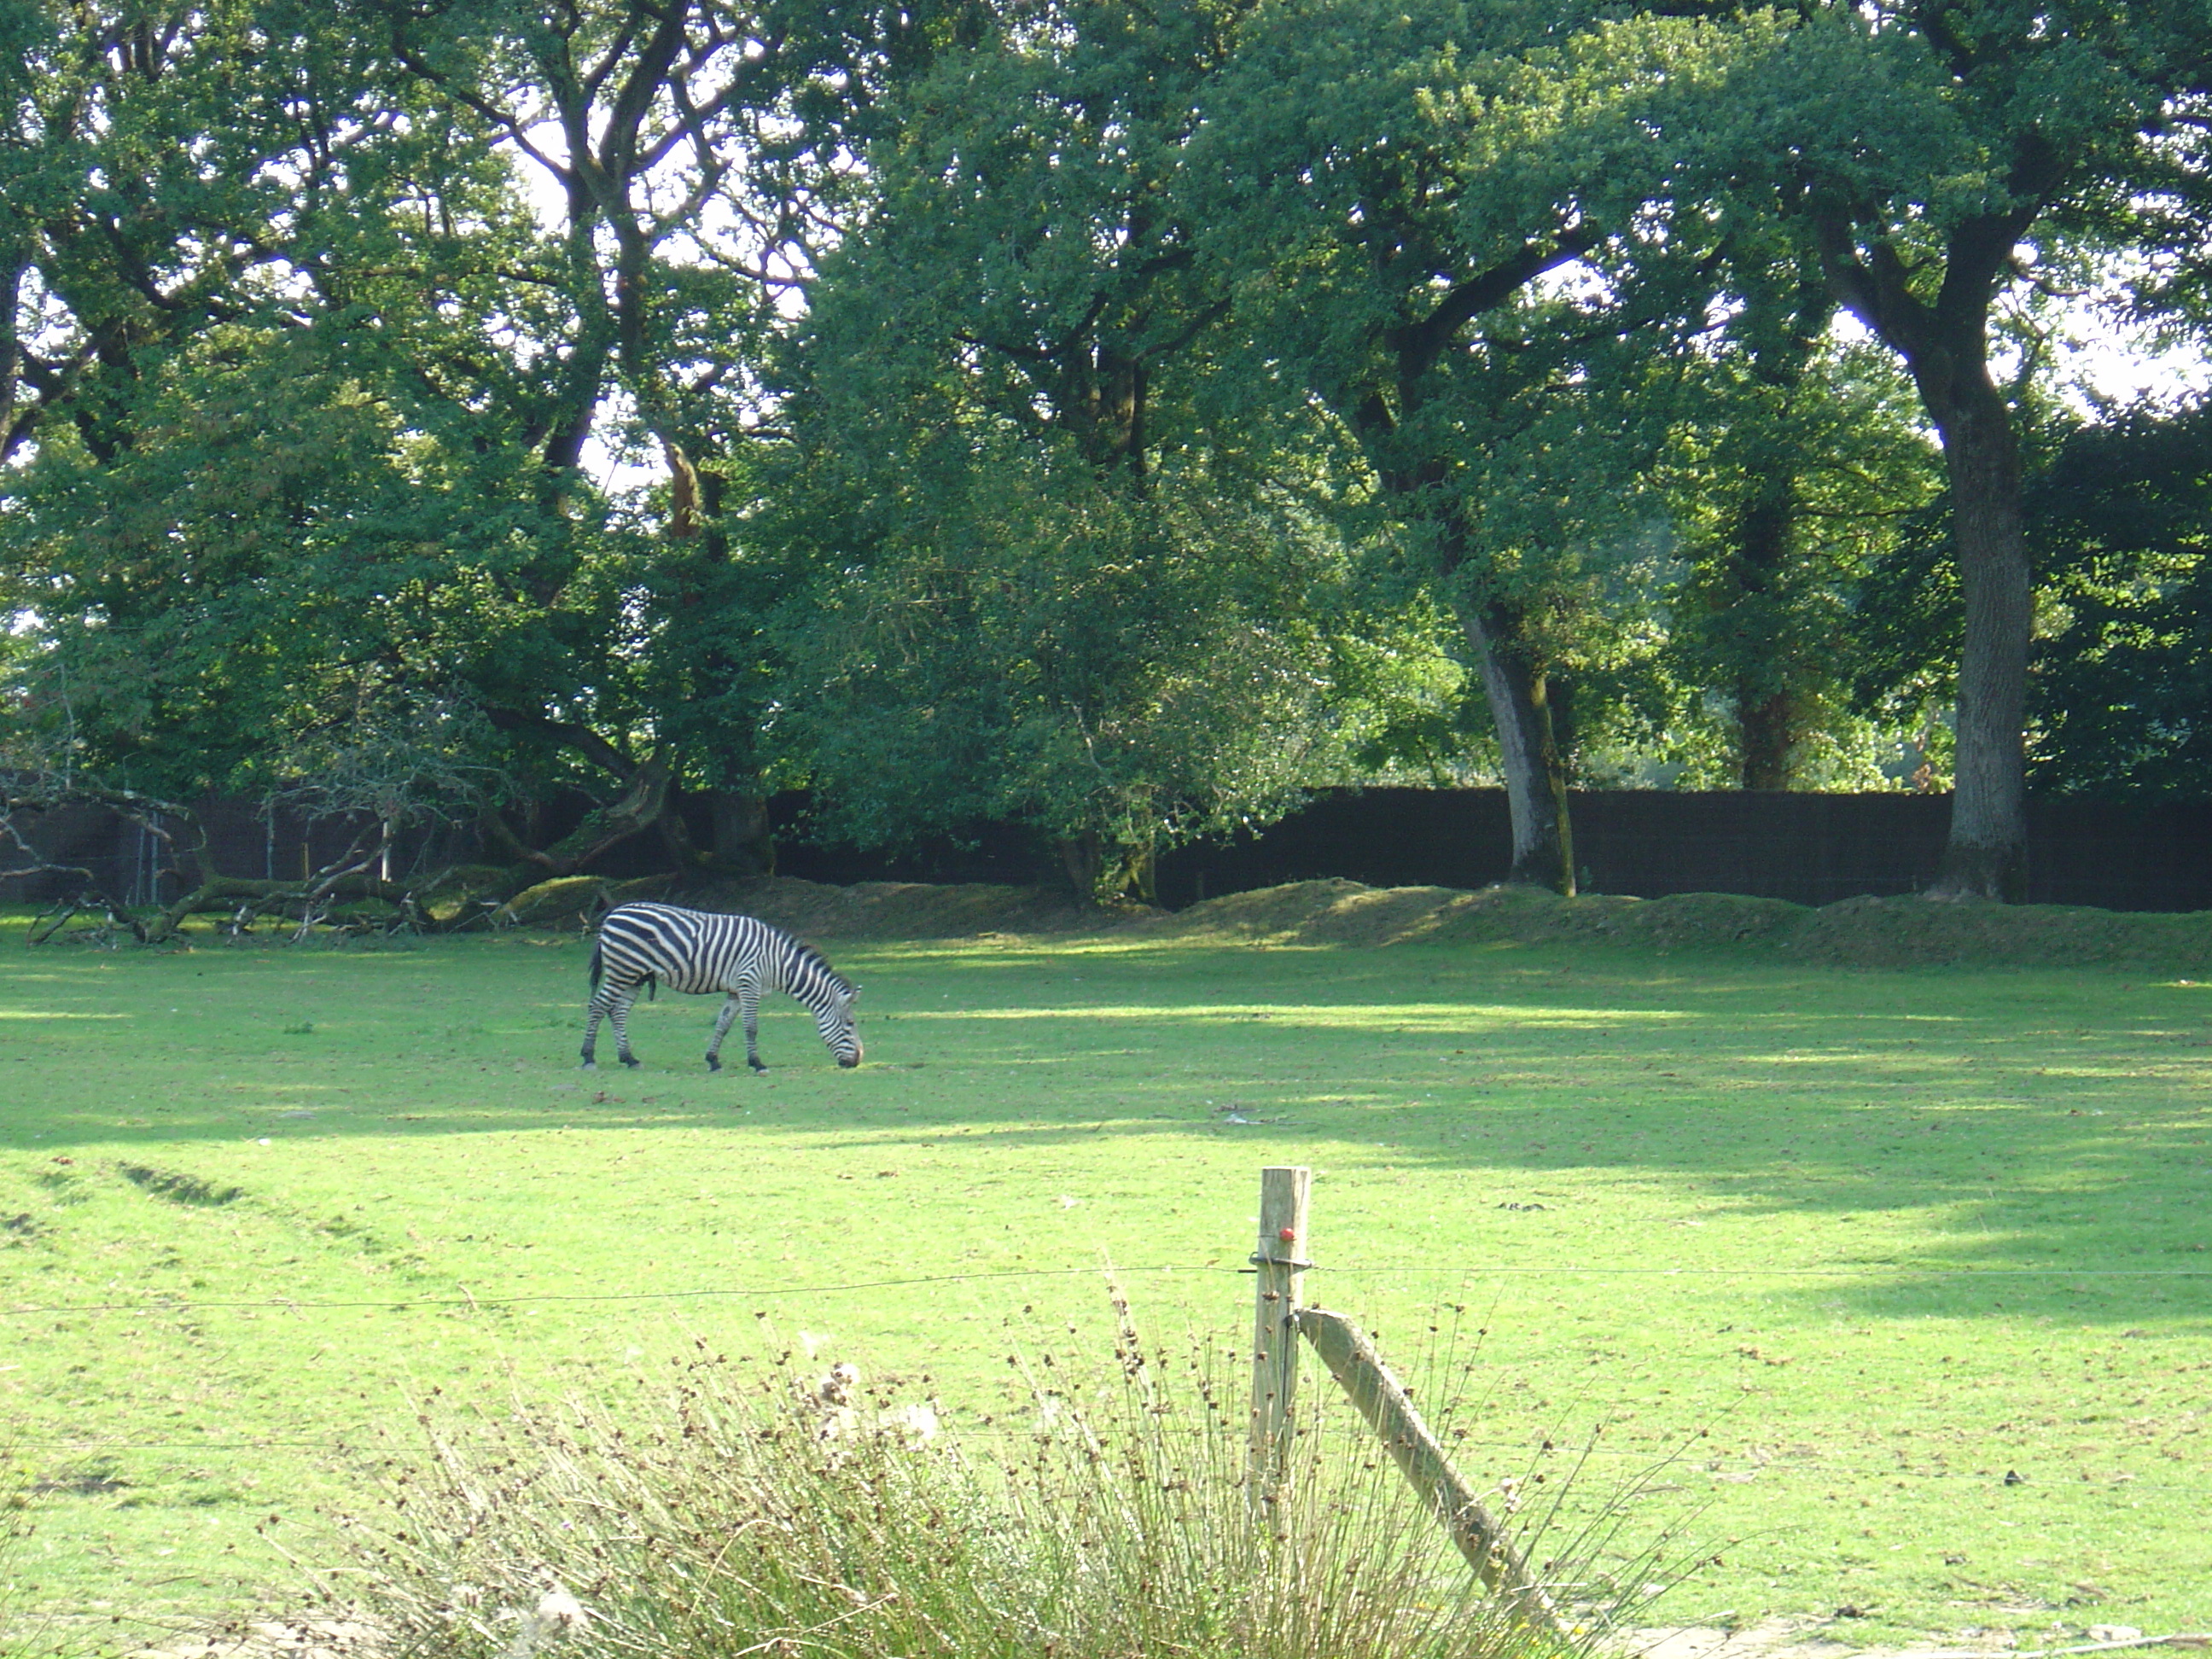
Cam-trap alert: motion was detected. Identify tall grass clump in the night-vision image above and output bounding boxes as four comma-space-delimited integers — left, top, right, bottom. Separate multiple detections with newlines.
310, 1293, 1676, 1659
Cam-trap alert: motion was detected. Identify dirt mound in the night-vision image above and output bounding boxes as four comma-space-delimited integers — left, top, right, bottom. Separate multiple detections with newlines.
1622, 891, 1812, 950
1788, 893, 2212, 969
1130, 878, 1467, 945
1133, 879, 2212, 967
1425, 887, 1809, 952
629, 872, 2212, 969
698, 876, 1104, 942
1141, 881, 1811, 952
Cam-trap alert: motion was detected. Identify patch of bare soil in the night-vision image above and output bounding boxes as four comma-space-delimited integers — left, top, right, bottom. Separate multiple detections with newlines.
1615, 1620, 2017, 1659
122, 1611, 2203, 1659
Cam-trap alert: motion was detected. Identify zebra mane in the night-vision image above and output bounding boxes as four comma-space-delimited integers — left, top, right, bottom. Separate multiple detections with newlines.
782, 928, 851, 996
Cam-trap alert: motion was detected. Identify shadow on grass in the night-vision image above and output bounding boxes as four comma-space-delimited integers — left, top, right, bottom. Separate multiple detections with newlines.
5, 939, 2207, 1325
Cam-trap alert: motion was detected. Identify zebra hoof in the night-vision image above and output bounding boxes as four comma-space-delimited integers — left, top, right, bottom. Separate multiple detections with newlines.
620, 1057, 641, 1070
579, 1061, 597, 1072
748, 1059, 768, 1074
705, 1055, 722, 1073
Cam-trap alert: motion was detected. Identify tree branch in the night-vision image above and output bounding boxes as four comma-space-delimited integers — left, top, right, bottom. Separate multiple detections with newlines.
1391, 228, 1593, 382
483, 708, 637, 777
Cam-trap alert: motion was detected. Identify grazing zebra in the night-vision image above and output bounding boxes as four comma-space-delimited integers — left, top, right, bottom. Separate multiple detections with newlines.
581, 902, 862, 1073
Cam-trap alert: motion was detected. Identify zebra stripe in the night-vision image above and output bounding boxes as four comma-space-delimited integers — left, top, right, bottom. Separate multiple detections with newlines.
580, 902, 862, 1074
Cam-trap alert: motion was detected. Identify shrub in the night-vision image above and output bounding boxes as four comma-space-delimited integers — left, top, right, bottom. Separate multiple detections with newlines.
311, 1295, 1670, 1659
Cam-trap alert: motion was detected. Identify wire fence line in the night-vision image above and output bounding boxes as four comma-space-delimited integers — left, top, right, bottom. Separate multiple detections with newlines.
13, 1247, 2207, 1491
6, 1257, 2210, 1320
13, 1256, 2212, 1327
18, 1427, 2210, 1502
3, 1263, 1182, 1318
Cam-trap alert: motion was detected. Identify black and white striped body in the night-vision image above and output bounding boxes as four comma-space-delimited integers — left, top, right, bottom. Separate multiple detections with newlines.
581, 903, 861, 1074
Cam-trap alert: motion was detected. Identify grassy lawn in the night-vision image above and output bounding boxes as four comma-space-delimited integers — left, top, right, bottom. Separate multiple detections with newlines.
2, 923, 2209, 1649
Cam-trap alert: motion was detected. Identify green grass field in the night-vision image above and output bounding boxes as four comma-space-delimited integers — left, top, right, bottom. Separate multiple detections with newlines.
3, 923, 2209, 1650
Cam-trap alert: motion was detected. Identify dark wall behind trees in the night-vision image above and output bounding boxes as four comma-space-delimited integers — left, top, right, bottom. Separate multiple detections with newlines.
11, 788, 2206, 914
1146, 790, 2212, 913
762, 790, 2212, 913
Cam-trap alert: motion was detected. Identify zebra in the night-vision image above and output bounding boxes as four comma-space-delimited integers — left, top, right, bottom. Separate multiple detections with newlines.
581, 902, 862, 1073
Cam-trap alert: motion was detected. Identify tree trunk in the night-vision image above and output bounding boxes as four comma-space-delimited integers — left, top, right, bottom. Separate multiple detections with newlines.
474, 749, 682, 902
1813, 203, 2042, 901
1926, 385, 2031, 900
1057, 831, 1103, 905
1116, 836, 1159, 905
1739, 690, 1798, 792
526, 748, 677, 876
708, 788, 776, 877
1456, 599, 1575, 894
655, 784, 708, 871
1730, 486, 1802, 790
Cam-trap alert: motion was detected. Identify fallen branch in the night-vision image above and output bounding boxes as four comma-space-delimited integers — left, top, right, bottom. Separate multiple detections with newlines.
288, 823, 392, 942
20, 888, 149, 945
142, 873, 417, 944
1, 814, 148, 943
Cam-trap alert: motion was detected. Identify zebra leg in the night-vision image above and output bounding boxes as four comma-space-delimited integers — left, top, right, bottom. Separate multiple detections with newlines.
580, 990, 612, 1068
742, 985, 766, 1072
611, 987, 643, 1068
706, 994, 739, 1072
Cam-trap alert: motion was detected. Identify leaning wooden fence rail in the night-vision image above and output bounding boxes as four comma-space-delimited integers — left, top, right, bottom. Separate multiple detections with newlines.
1246, 1163, 1563, 1636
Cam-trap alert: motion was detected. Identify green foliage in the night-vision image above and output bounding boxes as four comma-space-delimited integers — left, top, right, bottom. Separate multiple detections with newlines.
6, 0, 2210, 906
1173, 0, 1778, 821
1652, 320, 1949, 788
1, 311, 644, 803
777, 445, 1445, 864
0, 2, 639, 807
1701, 0, 2212, 884
2029, 399, 2212, 795
760, 0, 1463, 888
2, 1, 978, 840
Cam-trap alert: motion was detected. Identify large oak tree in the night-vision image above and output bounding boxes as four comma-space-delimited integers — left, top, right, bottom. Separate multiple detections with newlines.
1727, 0, 2212, 896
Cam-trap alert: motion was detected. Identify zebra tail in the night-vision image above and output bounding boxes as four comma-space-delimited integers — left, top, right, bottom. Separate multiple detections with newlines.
585, 942, 652, 1000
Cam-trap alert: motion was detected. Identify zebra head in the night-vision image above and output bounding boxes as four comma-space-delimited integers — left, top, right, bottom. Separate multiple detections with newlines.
818, 981, 862, 1068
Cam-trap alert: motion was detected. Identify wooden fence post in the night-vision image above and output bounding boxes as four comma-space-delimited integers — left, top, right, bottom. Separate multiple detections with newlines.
1247, 1165, 1312, 1520
1295, 1306, 1563, 1633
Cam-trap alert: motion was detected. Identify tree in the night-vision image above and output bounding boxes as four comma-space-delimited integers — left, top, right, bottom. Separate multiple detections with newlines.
766, 0, 1451, 899
1728, 0, 2212, 895
357, 0, 962, 867
2026, 399, 2212, 796
1655, 245, 1947, 789
774, 443, 1419, 899
1185, 0, 1752, 889
3, 0, 960, 908
0, 1, 654, 893
1, 1, 366, 469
